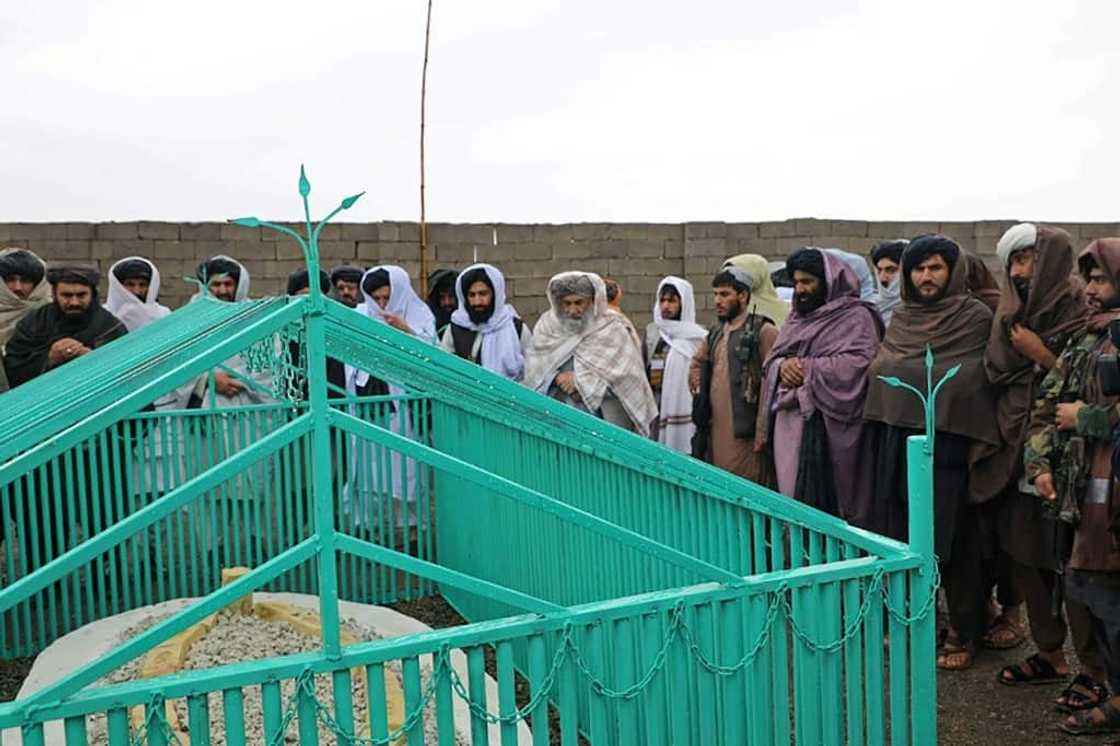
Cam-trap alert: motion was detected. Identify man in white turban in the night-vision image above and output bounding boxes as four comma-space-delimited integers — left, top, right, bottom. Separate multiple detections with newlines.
524, 271, 657, 435
440, 263, 531, 380
642, 276, 706, 452
106, 256, 171, 332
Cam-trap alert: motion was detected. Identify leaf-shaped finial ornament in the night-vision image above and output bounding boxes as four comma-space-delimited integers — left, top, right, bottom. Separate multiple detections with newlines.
230, 217, 261, 228
880, 376, 904, 388
340, 191, 365, 210
944, 364, 961, 381
299, 165, 311, 197
925, 345, 933, 369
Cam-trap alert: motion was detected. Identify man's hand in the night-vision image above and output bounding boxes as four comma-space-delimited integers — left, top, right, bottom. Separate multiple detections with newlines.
555, 371, 582, 400
779, 357, 805, 388
1056, 401, 1084, 432
214, 371, 245, 398
1034, 472, 1057, 501
48, 337, 90, 366
688, 368, 700, 395
1010, 324, 1053, 367
383, 313, 414, 335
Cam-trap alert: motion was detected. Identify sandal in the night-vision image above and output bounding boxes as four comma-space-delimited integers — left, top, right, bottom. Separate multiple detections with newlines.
1056, 674, 1110, 713
1059, 699, 1120, 735
998, 654, 1068, 686
983, 613, 1026, 650
936, 638, 974, 671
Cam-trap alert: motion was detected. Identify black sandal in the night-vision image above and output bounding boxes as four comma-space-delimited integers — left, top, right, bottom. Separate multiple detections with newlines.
1059, 699, 1120, 735
998, 654, 1068, 686
1056, 674, 1110, 713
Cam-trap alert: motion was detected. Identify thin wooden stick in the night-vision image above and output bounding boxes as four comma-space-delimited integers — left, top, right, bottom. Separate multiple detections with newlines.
419, 0, 433, 288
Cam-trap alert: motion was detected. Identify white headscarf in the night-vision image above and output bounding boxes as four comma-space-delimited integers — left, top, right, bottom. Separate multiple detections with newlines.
192, 255, 251, 302
996, 223, 1038, 267
106, 256, 171, 331
0, 247, 50, 347
450, 263, 525, 381
349, 265, 436, 393
822, 248, 878, 304
652, 277, 706, 453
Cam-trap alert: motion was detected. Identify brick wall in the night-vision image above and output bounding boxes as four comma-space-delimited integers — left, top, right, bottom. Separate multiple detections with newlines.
3, 219, 1118, 328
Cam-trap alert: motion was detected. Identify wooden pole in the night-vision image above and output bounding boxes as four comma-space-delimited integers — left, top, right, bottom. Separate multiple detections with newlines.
419, 0, 433, 289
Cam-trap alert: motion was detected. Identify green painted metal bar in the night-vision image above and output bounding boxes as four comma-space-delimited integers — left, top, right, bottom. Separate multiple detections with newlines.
366, 663, 390, 743
842, 552, 865, 746
639, 612, 668, 746
148, 695, 169, 746
2, 555, 914, 730
526, 634, 550, 746
435, 648, 456, 746
906, 435, 938, 745
0, 299, 302, 472
720, 599, 746, 746
296, 678, 319, 746
466, 646, 489, 746
0, 414, 312, 614
335, 533, 564, 615
332, 668, 355, 739
188, 693, 212, 746
62, 716, 86, 746
106, 708, 128, 746
496, 640, 518, 746
323, 300, 911, 560
614, 617, 639, 746
330, 408, 744, 585
863, 574, 886, 746
887, 572, 909, 746
586, 623, 609, 745
12, 537, 318, 714
694, 602, 717, 746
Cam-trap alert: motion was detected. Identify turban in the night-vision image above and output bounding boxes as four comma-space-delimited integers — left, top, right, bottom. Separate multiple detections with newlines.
197, 257, 241, 283
902, 235, 961, 276
786, 247, 826, 281
46, 266, 100, 288
870, 240, 909, 267
330, 265, 364, 285
286, 268, 330, 295
361, 268, 391, 295
112, 258, 153, 283
0, 249, 46, 286
548, 273, 596, 301
458, 266, 493, 295
712, 266, 753, 293
995, 223, 1038, 267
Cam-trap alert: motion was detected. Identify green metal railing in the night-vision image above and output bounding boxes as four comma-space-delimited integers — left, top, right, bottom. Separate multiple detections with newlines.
0, 169, 940, 744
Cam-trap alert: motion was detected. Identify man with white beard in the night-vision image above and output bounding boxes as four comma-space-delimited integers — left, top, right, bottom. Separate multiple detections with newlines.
523, 271, 656, 435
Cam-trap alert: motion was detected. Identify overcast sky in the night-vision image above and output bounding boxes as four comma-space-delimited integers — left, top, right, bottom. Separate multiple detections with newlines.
3, 1, 1119, 223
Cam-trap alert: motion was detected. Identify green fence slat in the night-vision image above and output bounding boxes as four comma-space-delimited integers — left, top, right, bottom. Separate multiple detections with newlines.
296, 677, 319, 746
864, 575, 886, 746
586, 624, 609, 745
188, 693, 212, 746
639, 612, 668, 746
223, 687, 248, 746
148, 695, 169, 746
842, 570, 865, 746
557, 639, 579, 746
435, 649, 456, 746
365, 663, 390, 743
21, 722, 45, 746
746, 593, 773, 745
720, 598, 746, 746
332, 668, 355, 740
106, 708, 129, 746
496, 640, 518, 746
887, 573, 909, 746
613, 617, 639, 746
694, 601, 718, 746
401, 656, 424, 746
466, 646, 489, 746
63, 715, 87, 746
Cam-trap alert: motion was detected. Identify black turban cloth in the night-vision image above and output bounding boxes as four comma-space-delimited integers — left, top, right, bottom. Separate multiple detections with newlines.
286, 268, 331, 295
786, 248, 826, 282
870, 240, 908, 267
330, 265, 364, 285
901, 235, 961, 276
362, 269, 391, 296
196, 258, 241, 284
47, 266, 101, 288
112, 259, 152, 283
0, 250, 45, 286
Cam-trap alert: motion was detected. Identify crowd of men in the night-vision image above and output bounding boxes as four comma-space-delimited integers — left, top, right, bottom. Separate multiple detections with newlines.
3, 225, 1120, 735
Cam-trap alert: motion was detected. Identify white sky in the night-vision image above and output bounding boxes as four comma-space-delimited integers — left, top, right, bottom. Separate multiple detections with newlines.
3, 0, 1119, 223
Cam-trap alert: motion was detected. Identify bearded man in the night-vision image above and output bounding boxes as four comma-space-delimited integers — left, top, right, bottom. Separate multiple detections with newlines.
426, 269, 458, 338
642, 277, 706, 452
4, 266, 127, 388
760, 248, 882, 518
0, 248, 51, 393
1024, 239, 1120, 733
330, 265, 364, 308
863, 235, 1002, 671
105, 257, 171, 332
984, 224, 1103, 700
689, 267, 779, 483
524, 272, 656, 435
440, 263, 531, 381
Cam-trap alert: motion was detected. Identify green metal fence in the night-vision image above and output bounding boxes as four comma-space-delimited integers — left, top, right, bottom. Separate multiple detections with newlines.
0, 171, 938, 744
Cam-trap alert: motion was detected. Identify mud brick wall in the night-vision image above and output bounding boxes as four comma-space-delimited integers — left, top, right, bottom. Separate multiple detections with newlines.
2, 219, 1117, 328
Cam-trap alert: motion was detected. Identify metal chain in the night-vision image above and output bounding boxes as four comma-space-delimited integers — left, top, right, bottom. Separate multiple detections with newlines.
128, 695, 184, 746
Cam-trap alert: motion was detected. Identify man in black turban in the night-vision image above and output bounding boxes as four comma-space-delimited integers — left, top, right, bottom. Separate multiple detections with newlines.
4, 265, 127, 388
286, 268, 331, 296
195, 256, 244, 302
426, 269, 458, 335
330, 265, 364, 308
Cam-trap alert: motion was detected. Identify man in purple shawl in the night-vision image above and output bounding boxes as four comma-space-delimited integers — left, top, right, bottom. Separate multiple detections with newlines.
760, 248, 884, 518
